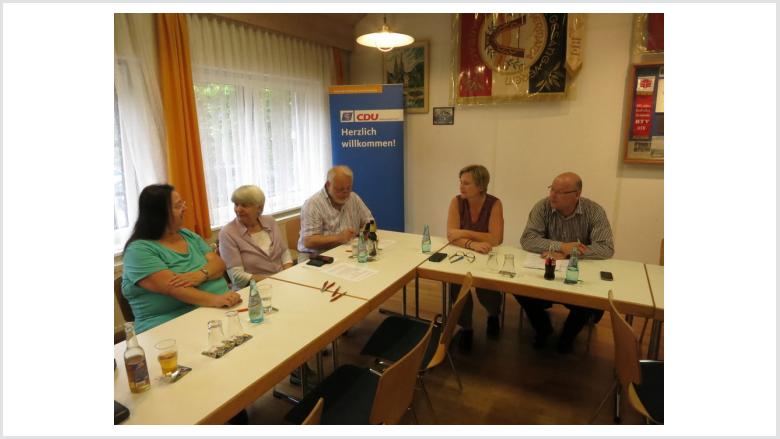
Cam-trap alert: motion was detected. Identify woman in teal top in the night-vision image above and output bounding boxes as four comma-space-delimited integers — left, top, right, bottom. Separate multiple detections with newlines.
122, 184, 242, 333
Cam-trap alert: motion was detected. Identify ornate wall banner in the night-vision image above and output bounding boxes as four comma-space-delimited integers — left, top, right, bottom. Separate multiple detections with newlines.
452, 13, 584, 104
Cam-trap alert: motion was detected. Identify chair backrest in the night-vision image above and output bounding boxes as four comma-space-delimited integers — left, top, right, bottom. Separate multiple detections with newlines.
607, 290, 642, 388
284, 216, 301, 262
659, 238, 664, 266
427, 272, 473, 370
302, 397, 324, 425
369, 318, 435, 425
115, 275, 135, 323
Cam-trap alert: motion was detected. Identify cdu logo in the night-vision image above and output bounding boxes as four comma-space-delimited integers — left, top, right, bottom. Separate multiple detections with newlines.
340, 111, 354, 122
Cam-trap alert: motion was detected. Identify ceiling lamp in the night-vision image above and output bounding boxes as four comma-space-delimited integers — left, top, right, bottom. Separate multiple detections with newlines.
356, 15, 414, 52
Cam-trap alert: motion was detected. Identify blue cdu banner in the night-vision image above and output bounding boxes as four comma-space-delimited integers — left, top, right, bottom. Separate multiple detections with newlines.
328, 84, 404, 232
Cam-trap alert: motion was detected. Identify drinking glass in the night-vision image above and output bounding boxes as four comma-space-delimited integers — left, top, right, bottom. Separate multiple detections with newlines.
207, 319, 228, 356
258, 284, 273, 313
486, 251, 499, 273
225, 310, 248, 345
154, 339, 178, 377
499, 254, 516, 277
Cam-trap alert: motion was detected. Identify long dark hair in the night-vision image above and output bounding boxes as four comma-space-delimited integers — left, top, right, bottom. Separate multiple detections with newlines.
124, 184, 175, 252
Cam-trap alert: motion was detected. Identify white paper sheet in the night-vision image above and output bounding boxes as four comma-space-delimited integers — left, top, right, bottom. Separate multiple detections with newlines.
522, 253, 566, 272
322, 262, 378, 282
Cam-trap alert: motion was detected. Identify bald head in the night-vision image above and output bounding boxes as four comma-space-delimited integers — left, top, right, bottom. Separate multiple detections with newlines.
548, 172, 582, 216
554, 172, 582, 191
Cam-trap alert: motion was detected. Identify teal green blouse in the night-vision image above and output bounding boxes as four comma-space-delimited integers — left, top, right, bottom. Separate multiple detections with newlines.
122, 229, 229, 333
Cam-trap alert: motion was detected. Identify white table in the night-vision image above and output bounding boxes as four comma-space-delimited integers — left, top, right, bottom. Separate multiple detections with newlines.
114, 278, 367, 424
644, 264, 664, 359
270, 230, 448, 311
418, 244, 656, 319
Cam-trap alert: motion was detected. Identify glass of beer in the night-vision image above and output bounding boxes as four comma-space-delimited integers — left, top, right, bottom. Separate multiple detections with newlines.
154, 339, 178, 377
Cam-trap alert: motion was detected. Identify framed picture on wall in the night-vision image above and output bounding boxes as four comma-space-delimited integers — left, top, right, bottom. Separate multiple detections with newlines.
382, 41, 429, 114
623, 62, 664, 164
432, 107, 454, 125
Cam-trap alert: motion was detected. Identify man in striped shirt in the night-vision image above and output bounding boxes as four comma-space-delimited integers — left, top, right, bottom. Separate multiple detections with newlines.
297, 165, 374, 255
517, 172, 614, 354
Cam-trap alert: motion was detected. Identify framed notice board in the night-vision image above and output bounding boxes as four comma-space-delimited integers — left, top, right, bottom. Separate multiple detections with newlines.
623, 63, 664, 164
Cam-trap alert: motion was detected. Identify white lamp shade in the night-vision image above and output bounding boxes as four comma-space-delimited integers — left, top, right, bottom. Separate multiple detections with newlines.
356, 24, 414, 52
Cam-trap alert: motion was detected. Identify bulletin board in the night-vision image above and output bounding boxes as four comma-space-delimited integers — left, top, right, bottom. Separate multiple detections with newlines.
623, 63, 664, 164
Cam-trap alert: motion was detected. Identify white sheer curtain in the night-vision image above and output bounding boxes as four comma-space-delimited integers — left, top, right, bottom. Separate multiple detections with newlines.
187, 14, 333, 227
114, 13, 168, 251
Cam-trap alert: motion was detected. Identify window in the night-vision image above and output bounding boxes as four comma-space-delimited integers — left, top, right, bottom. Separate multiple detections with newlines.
193, 72, 330, 227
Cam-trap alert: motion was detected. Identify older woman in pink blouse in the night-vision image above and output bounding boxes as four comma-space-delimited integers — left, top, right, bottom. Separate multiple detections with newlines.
219, 185, 293, 288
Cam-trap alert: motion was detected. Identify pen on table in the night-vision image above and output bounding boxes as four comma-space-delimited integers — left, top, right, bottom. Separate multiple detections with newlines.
331, 286, 341, 297
330, 291, 347, 302
236, 308, 248, 312
326, 281, 336, 291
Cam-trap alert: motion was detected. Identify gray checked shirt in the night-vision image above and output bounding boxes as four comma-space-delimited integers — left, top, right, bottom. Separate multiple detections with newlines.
520, 197, 614, 259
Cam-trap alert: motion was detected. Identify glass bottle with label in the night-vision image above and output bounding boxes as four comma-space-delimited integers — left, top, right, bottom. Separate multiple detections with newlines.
421, 224, 432, 253
123, 322, 151, 393
357, 233, 368, 263
368, 220, 378, 257
248, 279, 264, 323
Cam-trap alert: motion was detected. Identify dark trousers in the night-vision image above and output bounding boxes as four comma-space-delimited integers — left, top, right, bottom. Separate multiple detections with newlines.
449, 283, 502, 329
514, 296, 600, 346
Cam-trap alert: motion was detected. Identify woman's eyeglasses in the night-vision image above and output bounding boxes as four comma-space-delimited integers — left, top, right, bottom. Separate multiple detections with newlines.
449, 251, 475, 263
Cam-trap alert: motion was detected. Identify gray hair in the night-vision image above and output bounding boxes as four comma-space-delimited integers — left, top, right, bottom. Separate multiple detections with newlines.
327, 165, 354, 183
231, 185, 266, 211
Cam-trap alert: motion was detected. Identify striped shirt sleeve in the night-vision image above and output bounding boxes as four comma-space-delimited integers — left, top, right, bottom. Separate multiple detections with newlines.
520, 198, 614, 260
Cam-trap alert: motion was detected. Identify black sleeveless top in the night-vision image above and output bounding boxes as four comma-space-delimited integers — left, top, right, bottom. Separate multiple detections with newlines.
458, 194, 499, 233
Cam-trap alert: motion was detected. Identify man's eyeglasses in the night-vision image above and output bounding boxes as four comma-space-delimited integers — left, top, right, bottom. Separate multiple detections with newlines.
449, 251, 475, 263
547, 186, 578, 196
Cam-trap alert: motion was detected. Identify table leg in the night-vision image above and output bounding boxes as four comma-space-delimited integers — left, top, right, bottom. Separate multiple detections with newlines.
414, 275, 419, 318
316, 352, 324, 382
647, 319, 663, 360
404, 284, 408, 317
441, 282, 448, 323
331, 339, 339, 370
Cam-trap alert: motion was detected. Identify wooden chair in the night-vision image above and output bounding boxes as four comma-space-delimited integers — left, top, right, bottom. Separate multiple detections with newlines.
302, 397, 324, 425
284, 318, 434, 424
591, 291, 663, 424
360, 272, 474, 416
115, 275, 134, 323
284, 216, 301, 264
114, 275, 133, 344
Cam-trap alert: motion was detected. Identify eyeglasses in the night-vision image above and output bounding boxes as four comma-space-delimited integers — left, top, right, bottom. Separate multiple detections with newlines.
449, 251, 475, 263
548, 186, 578, 196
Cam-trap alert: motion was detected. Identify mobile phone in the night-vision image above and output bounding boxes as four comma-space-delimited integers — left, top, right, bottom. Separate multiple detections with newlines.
600, 271, 614, 281
317, 255, 334, 264
114, 400, 130, 424
306, 258, 326, 267
428, 252, 447, 262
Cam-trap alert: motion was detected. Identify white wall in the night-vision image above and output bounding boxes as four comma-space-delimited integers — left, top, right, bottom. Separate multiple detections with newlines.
350, 13, 663, 264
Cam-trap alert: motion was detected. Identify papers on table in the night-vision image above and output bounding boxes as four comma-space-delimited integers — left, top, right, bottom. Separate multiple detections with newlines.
522, 253, 566, 272
322, 262, 378, 282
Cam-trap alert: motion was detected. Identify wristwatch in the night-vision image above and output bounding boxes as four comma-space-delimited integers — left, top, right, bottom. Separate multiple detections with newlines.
200, 267, 209, 280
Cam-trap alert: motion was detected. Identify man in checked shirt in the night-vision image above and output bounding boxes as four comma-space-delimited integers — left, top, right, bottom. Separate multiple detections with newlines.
298, 165, 374, 257
517, 172, 614, 354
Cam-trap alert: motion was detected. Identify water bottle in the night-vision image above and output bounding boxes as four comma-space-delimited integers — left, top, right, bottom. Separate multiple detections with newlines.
564, 247, 580, 285
248, 279, 264, 323
357, 233, 368, 263
421, 224, 432, 253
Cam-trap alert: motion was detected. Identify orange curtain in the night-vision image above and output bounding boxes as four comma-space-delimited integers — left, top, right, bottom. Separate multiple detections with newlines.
156, 14, 211, 239
332, 47, 345, 85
